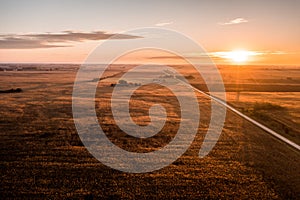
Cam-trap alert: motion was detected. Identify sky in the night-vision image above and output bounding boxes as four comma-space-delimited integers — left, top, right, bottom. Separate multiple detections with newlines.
0, 0, 300, 65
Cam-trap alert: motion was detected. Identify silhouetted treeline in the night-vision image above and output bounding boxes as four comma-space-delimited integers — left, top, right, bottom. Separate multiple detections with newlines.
0, 88, 23, 93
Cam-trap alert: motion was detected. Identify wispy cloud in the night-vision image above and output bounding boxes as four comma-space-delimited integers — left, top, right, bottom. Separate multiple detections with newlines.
211, 50, 288, 58
149, 54, 211, 60
147, 51, 289, 60
155, 21, 173, 27
0, 31, 142, 49
219, 18, 248, 25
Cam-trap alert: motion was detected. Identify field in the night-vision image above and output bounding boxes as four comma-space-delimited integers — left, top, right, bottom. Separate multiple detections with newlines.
0, 64, 299, 199
186, 65, 300, 145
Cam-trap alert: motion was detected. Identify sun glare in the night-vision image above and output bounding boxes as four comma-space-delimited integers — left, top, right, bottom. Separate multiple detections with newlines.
228, 50, 249, 63
213, 50, 258, 64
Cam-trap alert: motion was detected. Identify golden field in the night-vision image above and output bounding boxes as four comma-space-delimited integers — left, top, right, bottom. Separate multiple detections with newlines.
0, 64, 299, 199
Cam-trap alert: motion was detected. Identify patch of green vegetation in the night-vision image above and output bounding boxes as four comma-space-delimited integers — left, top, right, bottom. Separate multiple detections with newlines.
185, 75, 195, 79
252, 102, 286, 112
242, 102, 294, 138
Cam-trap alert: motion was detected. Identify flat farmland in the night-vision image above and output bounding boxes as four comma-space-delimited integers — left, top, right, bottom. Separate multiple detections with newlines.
185, 65, 300, 145
0, 65, 299, 199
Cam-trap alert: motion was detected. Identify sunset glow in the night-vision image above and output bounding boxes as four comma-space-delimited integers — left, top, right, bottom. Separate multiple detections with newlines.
211, 50, 262, 64
1, 1, 300, 198
0, 1, 299, 65
227, 50, 250, 63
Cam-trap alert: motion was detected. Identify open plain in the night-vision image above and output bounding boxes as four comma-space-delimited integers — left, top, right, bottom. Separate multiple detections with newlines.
0, 64, 299, 199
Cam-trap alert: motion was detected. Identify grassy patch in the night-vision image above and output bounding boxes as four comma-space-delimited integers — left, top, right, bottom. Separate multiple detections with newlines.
240, 102, 299, 144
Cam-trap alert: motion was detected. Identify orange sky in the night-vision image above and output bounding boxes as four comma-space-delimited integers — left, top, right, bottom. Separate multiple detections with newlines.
0, 44, 298, 65
0, 1, 299, 65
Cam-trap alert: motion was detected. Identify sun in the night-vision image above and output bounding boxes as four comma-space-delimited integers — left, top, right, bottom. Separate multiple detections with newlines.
227, 50, 249, 63
213, 49, 256, 64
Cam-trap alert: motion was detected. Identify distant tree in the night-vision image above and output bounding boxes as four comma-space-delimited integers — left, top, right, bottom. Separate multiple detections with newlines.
15, 88, 23, 92
118, 80, 127, 85
0, 88, 23, 93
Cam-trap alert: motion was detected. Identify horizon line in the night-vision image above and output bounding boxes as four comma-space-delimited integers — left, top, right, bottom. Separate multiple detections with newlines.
0, 62, 300, 67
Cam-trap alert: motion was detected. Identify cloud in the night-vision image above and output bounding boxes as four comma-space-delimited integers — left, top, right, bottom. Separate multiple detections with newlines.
219, 18, 248, 25
211, 51, 261, 59
155, 21, 173, 27
147, 53, 219, 62
147, 51, 289, 61
149, 55, 211, 60
211, 51, 288, 58
0, 31, 142, 49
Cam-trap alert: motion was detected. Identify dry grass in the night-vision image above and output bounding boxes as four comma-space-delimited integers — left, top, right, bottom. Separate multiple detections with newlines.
180, 65, 300, 145
0, 65, 299, 199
